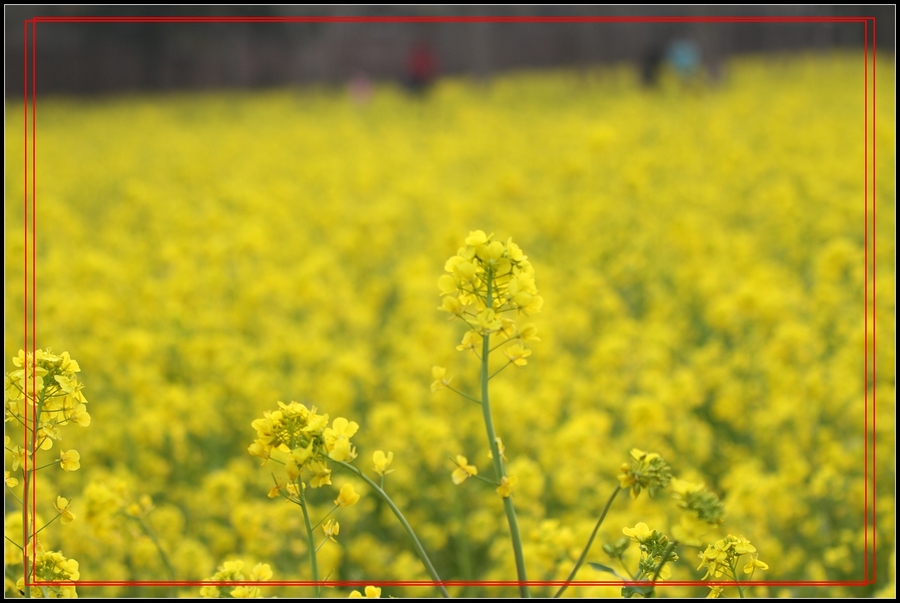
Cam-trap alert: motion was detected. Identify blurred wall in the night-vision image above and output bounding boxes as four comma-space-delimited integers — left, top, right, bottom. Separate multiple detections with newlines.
5, 5, 895, 97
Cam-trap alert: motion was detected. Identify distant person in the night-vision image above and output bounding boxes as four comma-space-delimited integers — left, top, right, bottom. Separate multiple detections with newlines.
667, 39, 702, 82
348, 72, 373, 106
640, 43, 665, 88
406, 40, 437, 94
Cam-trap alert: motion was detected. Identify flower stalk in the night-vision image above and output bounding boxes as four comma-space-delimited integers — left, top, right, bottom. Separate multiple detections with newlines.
5, 349, 90, 599
481, 266, 530, 598
337, 461, 450, 598
298, 487, 321, 598
554, 485, 623, 598
435, 231, 543, 597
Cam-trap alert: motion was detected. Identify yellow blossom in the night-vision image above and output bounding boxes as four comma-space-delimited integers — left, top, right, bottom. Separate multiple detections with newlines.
431, 366, 452, 393
451, 455, 478, 485
350, 585, 382, 598
372, 450, 394, 476
497, 475, 518, 498
250, 563, 273, 581
622, 522, 653, 543
503, 343, 532, 367
456, 330, 480, 352
465, 230, 489, 246
325, 417, 359, 462
55, 496, 76, 524
323, 518, 340, 542
334, 483, 360, 507
59, 449, 81, 472
744, 557, 769, 574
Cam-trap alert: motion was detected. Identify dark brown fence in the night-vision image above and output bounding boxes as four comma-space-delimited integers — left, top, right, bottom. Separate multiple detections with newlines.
5, 5, 894, 97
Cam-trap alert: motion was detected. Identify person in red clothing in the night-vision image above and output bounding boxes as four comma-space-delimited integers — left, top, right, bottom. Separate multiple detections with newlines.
406, 40, 437, 94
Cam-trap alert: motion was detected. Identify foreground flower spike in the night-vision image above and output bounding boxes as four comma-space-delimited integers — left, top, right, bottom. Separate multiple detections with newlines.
5, 350, 89, 599
249, 399, 449, 598
436, 232, 540, 597
621, 523, 679, 582
249, 402, 359, 489
437, 230, 542, 363
15, 551, 80, 598
6, 349, 91, 446
249, 402, 363, 597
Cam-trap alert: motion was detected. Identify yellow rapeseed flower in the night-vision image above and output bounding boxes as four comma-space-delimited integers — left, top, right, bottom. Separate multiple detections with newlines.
372, 450, 394, 476
622, 522, 653, 543
323, 518, 340, 542
59, 449, 81, 472
349, 585, 382, 598
334, 483, 360, 507
54, 496, 76, 524
496, 475, 519, 498
451, 455, 478, 485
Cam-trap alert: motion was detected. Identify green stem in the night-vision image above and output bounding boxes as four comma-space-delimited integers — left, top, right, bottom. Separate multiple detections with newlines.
488, 336, 520, 354
132, 515, 177, 596
5, 535, 24, 552
728, 563, 745, 598
33, 461, 61, 471
444, 384, 482, 405
311, 506, 337, 531
651, 541, 678, 582
452, 487, 473, 598
34, 513, 62, 537
554, 486, 622, 598
22, 385, 47, 599
644, 541, 678, 599
336, 461, 450, 598
488, 360, 514, 380
6, 486, 23, 507
481, 267, 530, 598
298, 486, 321, 598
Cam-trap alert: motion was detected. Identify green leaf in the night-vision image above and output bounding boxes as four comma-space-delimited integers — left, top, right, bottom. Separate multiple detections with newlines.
622, 584, 655, 599
587, 562, 626, 581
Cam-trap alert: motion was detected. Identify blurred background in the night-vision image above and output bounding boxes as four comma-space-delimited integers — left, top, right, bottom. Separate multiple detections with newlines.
5, 5, 895, 97
3, 4, 895, 599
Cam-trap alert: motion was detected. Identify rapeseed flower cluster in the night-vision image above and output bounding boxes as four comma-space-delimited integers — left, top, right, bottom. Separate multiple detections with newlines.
199, 560, 273, 599
697, 534, 767, 579
5, 349, 90, 450
670, 478, 726, 526
621, 522, 678, 582
438, 230, 542, 357
5, 350, 88, 598
618, 449, 672, 499
698, 535, 768, 598
14, 549, 80, 599
249, 401, 359, 492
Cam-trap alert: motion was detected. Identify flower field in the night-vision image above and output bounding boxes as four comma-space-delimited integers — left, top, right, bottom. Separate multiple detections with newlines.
4, 51, 896, 598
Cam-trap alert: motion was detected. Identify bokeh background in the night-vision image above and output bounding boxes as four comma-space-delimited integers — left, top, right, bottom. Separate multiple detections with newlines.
4, 5, 896, 599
